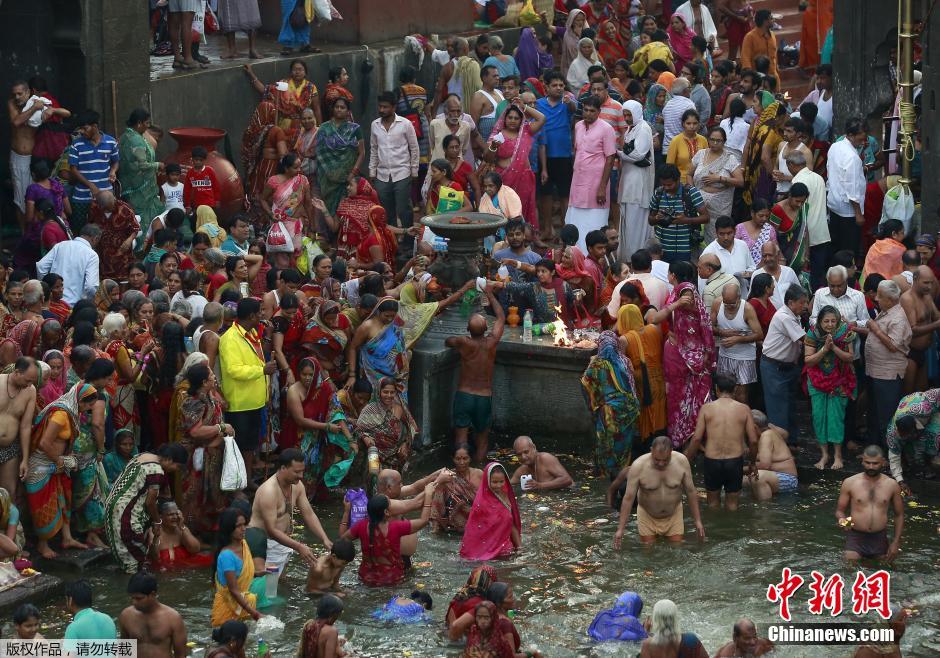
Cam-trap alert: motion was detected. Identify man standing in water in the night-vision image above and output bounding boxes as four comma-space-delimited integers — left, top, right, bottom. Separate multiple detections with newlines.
900, 265, 940, 393
117, 572, 187, 658
714, 618, 774, 657
250, 449, 332, 594
746, 410, 798, 499
445, 286, 504, 463
0, 357, 37, 499
836, 445, 904, 563
685, 374, 758, 510
510, 436, 573, 491
372, 468, 452, 568
613, 436, 704, 547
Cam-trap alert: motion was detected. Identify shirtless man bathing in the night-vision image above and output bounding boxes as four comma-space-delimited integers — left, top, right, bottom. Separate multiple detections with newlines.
445, 286, 504, 463
613, 436, 705, 547
0, 357, 37, 500
685, 374, 758, 510
836, 445, 904, 564
118, 572, 187, 658
900, 265, 940, 393
744, 410, 798, 499
250, 448, 333, 596
510, 436, 573, 491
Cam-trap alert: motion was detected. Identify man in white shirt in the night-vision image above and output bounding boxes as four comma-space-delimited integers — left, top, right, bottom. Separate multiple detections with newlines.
370, 91, 420, 251
751, 242, 800, 310
700, 216, 755, 296
826, 117, 868, 259
607, 248, 671, 318
760, 283, 808, 445
646, 239, 670, 284
36, 224, 101, 306
788, 150, 829, 291
661, 78, 696, 154
674, 0, 719, 52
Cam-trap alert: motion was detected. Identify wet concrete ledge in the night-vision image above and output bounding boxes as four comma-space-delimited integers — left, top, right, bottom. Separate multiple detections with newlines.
0, 574, 64, 617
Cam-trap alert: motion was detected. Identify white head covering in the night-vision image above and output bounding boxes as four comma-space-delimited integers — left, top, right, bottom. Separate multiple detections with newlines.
566, 37, 601, 91
623, 99, 645, 141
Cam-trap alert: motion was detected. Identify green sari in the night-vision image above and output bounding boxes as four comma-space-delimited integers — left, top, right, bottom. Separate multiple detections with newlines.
315, 120, 363, 215
118, 128, 163, 237
72, 392, 110, 534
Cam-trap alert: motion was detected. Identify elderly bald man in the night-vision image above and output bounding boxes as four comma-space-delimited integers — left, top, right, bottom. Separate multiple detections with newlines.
698, 253, 737, 309
338, 467, 452, 566
21, 280, 45, 321
714, 617, 774, 657
751, 241, 800, 310
509, 436, 573, 491
89, 189, 140, 281
710, 281, 763, 403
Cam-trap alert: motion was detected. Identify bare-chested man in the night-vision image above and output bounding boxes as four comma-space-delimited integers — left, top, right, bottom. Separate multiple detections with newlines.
0, 357, 37, 500
510, 436, 573, 491
118, 572, 187, 658
745, 410, 798, 499
891, 249, 920, 293
249, 448, 332, 596
713, 618, 774, 657
613, 436, 704, 546
836, 445, 904, 563
445, 287, 504, 462
900, 265, 940, 393
685, 373, 758, 510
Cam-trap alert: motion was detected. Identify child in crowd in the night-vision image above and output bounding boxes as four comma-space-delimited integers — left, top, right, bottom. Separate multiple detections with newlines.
306, 538, 355, 596
298, 594, 347, 658
161, 163, 185, 211
183, 146, 220, 214
13, 603, 43, 639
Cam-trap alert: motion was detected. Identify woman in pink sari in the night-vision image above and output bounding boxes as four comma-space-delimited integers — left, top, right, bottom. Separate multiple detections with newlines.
647, 261, 715, 448
460, 463, 521, 561
556, 246, 601, 315
667, 12, 696, 74
260, 153, 313, 269
486, 102, 545, 227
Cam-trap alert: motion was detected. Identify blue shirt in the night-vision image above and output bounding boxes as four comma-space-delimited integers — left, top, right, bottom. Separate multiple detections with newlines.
535, 97, 574, 159
220, 236, 249, 256
483, 56, 520, 80
64, 608, 117, 640
216, 548, 244, 585
493, 248, 541, 283
67, 134, 119, 202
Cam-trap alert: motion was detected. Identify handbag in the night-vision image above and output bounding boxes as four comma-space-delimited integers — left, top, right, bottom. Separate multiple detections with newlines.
289, 0, 308, 29
266, 220, 294, 253
398, 87, 423, 138
220, 435, 247, 491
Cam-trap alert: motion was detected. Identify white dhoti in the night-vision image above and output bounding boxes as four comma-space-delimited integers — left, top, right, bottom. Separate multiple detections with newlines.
266, 538, 294, 574
618, 202, 652, 262
564, 206, 609, 253
10, 152, 31, 213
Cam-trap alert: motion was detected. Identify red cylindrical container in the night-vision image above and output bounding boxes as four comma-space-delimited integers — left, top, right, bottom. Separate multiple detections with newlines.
163, 127, 244, 223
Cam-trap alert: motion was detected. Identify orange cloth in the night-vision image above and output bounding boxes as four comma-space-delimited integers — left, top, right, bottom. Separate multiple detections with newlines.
861, 238, 905, 281
741, 28, 780, 81
799, 0, 833, 70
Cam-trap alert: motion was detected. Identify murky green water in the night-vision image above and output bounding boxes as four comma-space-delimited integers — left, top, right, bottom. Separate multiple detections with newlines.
18, 450, 940, 657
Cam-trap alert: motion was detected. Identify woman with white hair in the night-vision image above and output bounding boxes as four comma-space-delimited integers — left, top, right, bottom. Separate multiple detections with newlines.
639, 599, 708, 658
103, 311, 153, 440
483, 35, 520, 80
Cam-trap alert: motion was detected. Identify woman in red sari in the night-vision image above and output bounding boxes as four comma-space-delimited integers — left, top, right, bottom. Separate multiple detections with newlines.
459, 463, 521, 561
302, 300, 351, 384
351, 202, 399, 271
646, 261, 715, 448
270, 292, 305, 383
245, 60, 323, 139
596, 20, 628, 74
487, 104, 545, 228
462, 601, 515, 658
336, 177, 382, 261
446, 566, 499, 627
322, 67, 354, 120
42, 274, 71, 323
342, 490, 436, 587
241, 101, 287, 212
556, 246, 601, 315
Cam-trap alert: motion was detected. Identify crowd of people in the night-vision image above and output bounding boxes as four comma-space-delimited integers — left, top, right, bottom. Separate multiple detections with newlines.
0, 0, 926, 656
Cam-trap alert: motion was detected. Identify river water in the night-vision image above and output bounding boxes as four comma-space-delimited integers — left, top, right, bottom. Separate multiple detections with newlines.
18, 450, 940, 657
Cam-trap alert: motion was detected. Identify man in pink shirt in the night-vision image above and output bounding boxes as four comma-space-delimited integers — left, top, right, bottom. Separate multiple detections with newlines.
564, 96, 617, 253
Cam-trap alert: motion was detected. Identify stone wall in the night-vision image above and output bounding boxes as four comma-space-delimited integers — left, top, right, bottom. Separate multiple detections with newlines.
917, 0, 940, 231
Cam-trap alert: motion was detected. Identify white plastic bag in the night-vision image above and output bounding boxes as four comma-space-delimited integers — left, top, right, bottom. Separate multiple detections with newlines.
193, 447, 205, 473
880, 182, 915, 235
313, 0, 332, 22
221, 435, 247, 491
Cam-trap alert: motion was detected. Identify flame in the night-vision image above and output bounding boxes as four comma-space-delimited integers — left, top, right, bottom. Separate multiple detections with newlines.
551, 306, 572, 346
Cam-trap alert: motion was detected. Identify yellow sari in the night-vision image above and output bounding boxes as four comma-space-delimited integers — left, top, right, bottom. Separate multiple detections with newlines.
196, 206, 228, 249
398, 281, 439, 349
211, 540, 256, 627
616, 305, 667, 441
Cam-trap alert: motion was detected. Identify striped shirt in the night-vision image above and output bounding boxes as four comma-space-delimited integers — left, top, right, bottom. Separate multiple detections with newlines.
68, 133, 119, 202
648, 184, 705, 257
598, 98, 627, 141
661, 95, 696, 154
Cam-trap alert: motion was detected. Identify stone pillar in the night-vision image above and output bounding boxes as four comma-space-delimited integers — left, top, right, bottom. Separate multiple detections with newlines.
919, 0, 940, 231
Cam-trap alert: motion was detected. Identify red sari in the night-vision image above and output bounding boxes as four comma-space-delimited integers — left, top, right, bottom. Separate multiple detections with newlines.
301, 301, 350, 383
337, 178, 382, 260
356, 205, 397, 268
464, 601, 515, 658
348, 518, 412, 586
279, 358, 339, 450
596, 20, 628, 73
459, 463, 521, 561
92, 199, 141, 281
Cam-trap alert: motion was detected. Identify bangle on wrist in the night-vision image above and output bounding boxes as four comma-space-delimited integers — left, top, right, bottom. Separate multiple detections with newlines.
153, 520, 162, 526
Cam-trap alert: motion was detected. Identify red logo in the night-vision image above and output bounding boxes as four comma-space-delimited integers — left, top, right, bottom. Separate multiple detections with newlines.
767, 568, 805, 622
807, 571, 845, 616
851, 570, 892, 620
767, 570, 893, 621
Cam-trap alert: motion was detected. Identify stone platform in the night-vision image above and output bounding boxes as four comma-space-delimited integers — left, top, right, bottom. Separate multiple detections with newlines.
409, 314, 594, 445
32, 547, 112, 574
0, 574, 64, 617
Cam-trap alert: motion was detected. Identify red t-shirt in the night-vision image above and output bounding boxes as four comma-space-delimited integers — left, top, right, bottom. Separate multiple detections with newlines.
184, 166, 220, 210
206, 272, 229, 300
349, 518, 411, 587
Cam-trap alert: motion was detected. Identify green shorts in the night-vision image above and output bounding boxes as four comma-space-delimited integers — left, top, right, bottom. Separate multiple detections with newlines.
452, 391, 493, 433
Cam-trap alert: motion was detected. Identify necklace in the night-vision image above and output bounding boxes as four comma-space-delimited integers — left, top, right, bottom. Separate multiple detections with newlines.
4, 376, 15, 400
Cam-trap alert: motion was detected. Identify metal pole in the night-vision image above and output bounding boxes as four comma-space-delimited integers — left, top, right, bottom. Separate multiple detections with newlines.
897, 0, 914, 185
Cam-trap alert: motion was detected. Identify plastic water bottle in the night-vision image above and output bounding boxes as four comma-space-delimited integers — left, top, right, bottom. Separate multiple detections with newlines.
257, 638, 267, 658
367, 446, 380, 475
497, 264, 510, 282
522, 310, 533, 343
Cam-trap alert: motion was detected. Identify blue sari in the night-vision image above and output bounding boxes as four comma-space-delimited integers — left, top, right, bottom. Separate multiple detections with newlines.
279, 0, 310, 49
360, 316, 409, 402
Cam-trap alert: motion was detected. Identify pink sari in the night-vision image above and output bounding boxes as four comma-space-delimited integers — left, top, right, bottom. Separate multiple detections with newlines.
492, 117, 538, 227
460, 463, 521, 561
662, 281, 715, 447
267, 173, 308, 268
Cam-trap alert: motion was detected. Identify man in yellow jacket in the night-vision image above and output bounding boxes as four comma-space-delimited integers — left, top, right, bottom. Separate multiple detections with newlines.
219, 297, 276, 485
